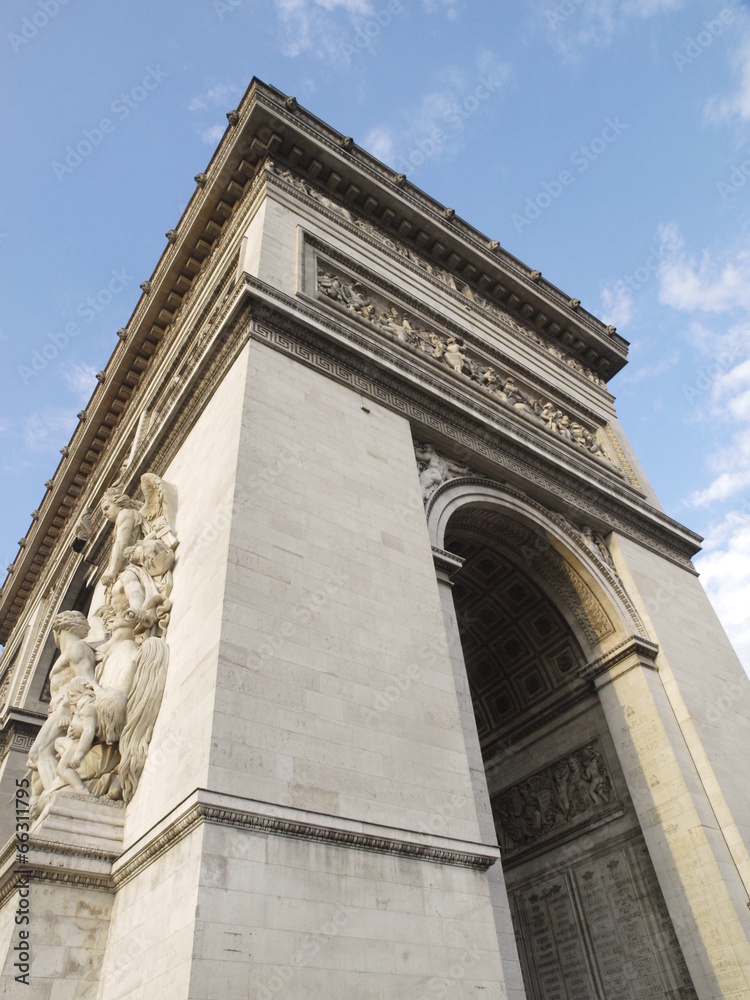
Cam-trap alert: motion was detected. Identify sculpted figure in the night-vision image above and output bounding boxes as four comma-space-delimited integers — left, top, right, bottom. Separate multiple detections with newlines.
414, 442, 471, 500
52, 677, 99, 794
379, 306, 409, 342
482, 366, 501, 391
440, 338, 468, 376
581, 748, 610, 805
340, 280, 374, 320
567, 755, 591, 815
27, 612, 97, 796
29, 472, 177, 818
98, 474, 177, 638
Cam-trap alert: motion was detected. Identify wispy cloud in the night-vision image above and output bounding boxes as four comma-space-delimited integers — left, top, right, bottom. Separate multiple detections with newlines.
705, 37, 750, 125
621, 0, 685, 15
363, 50, 511, 173
657, 227, 750, 313
188, 82, 241, 146
61, 362, 98, 402
187, 83, 240, 113
273, 0, 393, 60
694, 509, 750, 669
600, 280, 634, 328
540, 0, 685, 62
22, 409, 77, 454
422, 0, 462, 18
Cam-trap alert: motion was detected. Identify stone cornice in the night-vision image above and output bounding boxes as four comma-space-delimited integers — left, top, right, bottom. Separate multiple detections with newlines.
0, 80, 629, 640
581, 635, 660, 682
0, 708, 44, 761
113, 789, 500, 889
236, 280, 700, 566
0, 794, 499, 908
247, 85, 628, 371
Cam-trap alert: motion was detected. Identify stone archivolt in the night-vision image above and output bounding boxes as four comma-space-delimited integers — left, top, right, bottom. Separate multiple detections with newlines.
25, 472, 177, 821
269, 160, 607, 387
444, 504, 617, 645
318, 269, 611, 464
492, 740, 615, 856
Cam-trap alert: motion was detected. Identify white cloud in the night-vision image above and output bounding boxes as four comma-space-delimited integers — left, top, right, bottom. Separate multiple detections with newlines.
363, 125, 396, 163
200, 124, 226, 145
422, 0, 462, 18
273, 0, 376, 59
187, 83, 240, 113
600, 280, 634, 328
705, 38, 750, 125
694, 510, 750, 670
363, 50, 510, 173
22, 409, 77, 454
61, 363, 98, 402
542, 0, 685, 62
626, 350, 681, 382
621, 0, 684, 15
658, 230, 750, 313
689, 468, 750, 507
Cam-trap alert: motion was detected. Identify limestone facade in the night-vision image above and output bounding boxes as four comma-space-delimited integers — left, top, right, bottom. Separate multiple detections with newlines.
0, 80, 748, 999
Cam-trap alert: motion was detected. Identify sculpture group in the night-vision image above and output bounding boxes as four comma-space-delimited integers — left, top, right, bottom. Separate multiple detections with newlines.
493, 742, 613, 855
318, 270, 608, 462
26, 473, 177, 820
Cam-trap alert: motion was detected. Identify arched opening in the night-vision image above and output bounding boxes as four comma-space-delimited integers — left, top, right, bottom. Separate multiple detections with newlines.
437, 491, 698, 1000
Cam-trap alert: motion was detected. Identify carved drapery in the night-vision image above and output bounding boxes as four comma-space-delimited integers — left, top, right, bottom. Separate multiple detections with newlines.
26, 472, 177, 820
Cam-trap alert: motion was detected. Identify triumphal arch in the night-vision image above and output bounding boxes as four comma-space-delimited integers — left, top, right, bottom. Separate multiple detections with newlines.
0, 80, 749, 999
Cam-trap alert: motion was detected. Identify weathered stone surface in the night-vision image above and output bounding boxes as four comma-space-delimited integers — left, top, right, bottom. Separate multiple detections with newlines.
0, 81, 748, 1000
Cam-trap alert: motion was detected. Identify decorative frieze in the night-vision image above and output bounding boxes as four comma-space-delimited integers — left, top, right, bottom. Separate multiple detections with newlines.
268, 160, 608, 386
318, 268, 611, 464
492, 739, 617, 857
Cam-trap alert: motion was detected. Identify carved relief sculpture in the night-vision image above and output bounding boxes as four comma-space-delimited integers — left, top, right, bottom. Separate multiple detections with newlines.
269, 160, 608, 386
26, 472, 177, 820
319, 269, 611, 464
492, 741, 615, 856
414, 442, 472, 501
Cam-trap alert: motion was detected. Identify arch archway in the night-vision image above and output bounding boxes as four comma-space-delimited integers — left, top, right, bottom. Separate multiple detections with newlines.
427, 479, 698, 1000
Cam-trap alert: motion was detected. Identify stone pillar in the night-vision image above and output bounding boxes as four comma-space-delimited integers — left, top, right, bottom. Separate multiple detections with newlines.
432, 547, 528, 1000
587, 637, 750, 999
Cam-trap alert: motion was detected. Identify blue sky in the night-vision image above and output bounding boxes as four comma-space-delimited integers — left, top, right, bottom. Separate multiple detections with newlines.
1, 0, 749, 666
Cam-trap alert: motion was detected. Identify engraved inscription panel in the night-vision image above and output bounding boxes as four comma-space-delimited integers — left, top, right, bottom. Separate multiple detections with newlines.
512, 839, 697, 1000
520, 877, 596, 999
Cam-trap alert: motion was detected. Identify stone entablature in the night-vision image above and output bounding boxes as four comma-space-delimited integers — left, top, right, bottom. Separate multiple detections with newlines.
316, 266, 612, 465
0, 82, 628, 643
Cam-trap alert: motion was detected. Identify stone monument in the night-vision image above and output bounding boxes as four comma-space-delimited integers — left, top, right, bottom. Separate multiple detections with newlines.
0, 79, 748, 999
